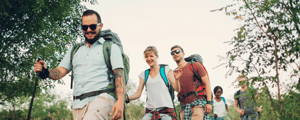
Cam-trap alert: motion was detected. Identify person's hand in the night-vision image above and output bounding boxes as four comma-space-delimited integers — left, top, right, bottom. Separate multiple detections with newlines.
125, 94, 130, 104
126, 94, 128, 101
34, 60, 47, 73
110, 99, 124, 120
238, 109, 245, 116
205, 104, 212, 114
213, 114, 218, 119
257, 106, 262, 112
173, 69, 183, 80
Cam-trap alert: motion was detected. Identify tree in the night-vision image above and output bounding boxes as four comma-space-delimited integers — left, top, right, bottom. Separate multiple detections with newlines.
227, 100, 242, 120
0, 91, 73, 120
213, 0, 300, 119
0, 0, 97, 105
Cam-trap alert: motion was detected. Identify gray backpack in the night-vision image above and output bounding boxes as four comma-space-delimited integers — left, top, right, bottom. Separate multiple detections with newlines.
184, 54, 203, 64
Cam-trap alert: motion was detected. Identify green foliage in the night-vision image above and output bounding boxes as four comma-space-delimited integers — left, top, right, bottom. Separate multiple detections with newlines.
227, 101, 242, 120
124, 100, 146, 120
0, 0, 96, 105
175, 103, 180, 120
0, 91, 73, 120
213, 0, 300, 119
124, 80, 146, 119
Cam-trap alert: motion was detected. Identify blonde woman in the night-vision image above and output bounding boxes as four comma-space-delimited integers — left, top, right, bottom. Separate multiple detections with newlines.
127, 46, 182, 120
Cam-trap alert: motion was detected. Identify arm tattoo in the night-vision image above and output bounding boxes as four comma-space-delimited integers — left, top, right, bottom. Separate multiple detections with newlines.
49, 68, 60, 79
113, 68, 125, 94
115, 69, 123, 79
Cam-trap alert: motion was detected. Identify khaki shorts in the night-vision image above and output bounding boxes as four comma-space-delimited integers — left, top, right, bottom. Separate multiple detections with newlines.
73, 93, 116, 120
180, 105, 204, 120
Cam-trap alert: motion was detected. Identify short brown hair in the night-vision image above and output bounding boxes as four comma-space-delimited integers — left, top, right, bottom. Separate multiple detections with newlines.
237, 75, 247, 81
144, 46, 158, 56
82, 9, 101, 23
171, 45, 184, 52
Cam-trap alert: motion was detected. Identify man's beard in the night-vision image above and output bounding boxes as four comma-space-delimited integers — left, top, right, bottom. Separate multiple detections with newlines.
175, 56, 183, 63
175, 59, 181, 63
84, 31, 101, 44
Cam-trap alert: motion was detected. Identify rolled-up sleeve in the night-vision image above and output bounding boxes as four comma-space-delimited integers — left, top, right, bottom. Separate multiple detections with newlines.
58, 48, 72, 72
110, 44, 124, 70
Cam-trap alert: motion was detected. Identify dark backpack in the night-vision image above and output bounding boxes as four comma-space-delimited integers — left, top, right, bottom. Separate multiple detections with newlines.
70, 29, 130, 99
235, 90, 242, 108
235, 88, 256, 108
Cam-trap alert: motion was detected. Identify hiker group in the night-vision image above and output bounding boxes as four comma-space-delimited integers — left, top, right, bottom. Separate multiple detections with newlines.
33, 10, 262, 120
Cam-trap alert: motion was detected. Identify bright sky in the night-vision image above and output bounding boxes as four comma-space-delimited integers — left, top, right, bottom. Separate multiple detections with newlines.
53, 0, 242, 105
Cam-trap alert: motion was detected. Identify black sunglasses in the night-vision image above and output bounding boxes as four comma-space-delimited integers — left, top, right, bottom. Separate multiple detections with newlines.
82, 23, 101, 31
238, 80, 247, 85
171, 49, 182, 55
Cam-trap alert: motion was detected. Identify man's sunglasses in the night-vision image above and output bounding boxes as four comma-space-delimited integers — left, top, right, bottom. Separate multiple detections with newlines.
82, 23, 101, 31
238, 81, 247, 85
171, 49, 182, 55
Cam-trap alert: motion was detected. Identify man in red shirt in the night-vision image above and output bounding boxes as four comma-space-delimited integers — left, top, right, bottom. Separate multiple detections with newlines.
171, 45, 212, 120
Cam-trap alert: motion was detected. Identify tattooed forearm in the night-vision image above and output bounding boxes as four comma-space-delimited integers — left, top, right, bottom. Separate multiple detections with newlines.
49, 68, 61, 80
115, 69, 123, 78
113, 68, 125, 100
114, 68, 125, 88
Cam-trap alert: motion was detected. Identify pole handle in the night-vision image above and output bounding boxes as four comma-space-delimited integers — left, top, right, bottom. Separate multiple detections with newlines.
36, 58, 41, 76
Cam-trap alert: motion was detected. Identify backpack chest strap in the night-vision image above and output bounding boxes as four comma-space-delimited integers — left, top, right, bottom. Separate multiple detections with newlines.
178, 88, 206, 102
178, 91, 198, 102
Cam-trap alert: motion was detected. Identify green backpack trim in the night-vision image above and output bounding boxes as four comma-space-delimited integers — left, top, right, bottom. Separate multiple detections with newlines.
102, 41, 115, 98
103, 41, 130, 99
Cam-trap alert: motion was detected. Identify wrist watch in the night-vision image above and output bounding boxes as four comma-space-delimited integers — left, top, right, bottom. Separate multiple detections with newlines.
125, 94, 130, 103
207, 101, 212, 104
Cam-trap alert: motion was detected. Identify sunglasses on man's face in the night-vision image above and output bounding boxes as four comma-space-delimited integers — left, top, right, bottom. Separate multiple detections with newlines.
82, 23, 101, 31
239, 81, 247, 86
171, 49, 182, 55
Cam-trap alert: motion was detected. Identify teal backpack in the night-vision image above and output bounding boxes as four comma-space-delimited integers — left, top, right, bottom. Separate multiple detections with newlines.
70, 29, 130, 99
144, 64, 175, 101
210, 97, 227, 119
211, 97, 226, 110
144, 64, 176, 114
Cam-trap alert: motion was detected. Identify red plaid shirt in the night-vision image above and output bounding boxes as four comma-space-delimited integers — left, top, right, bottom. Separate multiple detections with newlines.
145, 107, 177, 120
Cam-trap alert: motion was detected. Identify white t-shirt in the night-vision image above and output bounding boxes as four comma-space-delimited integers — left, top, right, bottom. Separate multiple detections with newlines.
213, 98, 227, 117
138, 66, 173, 109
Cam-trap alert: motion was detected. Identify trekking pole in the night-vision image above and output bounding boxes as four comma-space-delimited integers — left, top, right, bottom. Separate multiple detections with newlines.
27, 58, 41, 120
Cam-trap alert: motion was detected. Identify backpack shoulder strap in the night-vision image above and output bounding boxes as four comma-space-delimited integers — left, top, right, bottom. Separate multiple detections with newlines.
159, 64, 169, 87
159, 64, 176, 113
188, 62, 201, 85
103, 41, 112, 69
70, 43, 84, 89
145, 65, 169, 86
236, 90, 241, 97
144, 69, 150, 84
237, 89, 241, 107
221, 97, 226, 105
103, 41, 115, 85
71, 43, 83, 60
